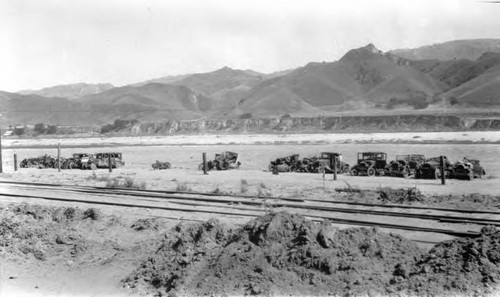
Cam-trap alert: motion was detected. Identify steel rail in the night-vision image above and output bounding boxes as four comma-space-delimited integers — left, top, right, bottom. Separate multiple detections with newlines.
4, 181, 500, 227
2, 179, 500, 215
0, 191, 481, 238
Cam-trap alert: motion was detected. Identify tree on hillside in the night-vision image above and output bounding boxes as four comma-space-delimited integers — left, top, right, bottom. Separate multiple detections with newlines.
14, 127, 25, 136
46, 125, 58, 134
34, 123, 46, 135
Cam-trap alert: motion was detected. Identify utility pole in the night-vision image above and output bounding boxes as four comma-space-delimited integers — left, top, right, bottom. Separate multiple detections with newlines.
202, 153, 208, 175
440, 156, 446, 185
0, 126, 3, 173
57, 142, 61, 172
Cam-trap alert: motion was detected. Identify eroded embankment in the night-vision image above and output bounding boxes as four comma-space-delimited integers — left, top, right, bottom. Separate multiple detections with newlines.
124, 212, 500, 296
126, 114, 500, 135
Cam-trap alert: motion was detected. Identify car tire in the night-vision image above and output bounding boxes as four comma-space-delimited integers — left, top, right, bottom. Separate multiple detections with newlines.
350, 168, 359, 176
367, 167, 376, 177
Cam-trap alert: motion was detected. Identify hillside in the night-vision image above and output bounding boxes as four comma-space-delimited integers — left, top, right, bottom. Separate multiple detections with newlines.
234, 44, 446, 116
172, 67, 265, 109
0, 91, 91, 125
133, 74, 192, 87
412, 52, 500, 89
76, 83, 214, 120
391, 39, 500, 61
442, 63, 500, 107
19, 83, 114, 100
2, 40, 500, 127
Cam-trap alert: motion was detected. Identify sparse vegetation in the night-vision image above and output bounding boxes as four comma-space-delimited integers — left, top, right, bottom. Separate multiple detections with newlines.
175, 182, 191, 192
104, 177, 146, 190
240, 179, 249, 194
101, 119, 139, 134
377, 186, 424, 204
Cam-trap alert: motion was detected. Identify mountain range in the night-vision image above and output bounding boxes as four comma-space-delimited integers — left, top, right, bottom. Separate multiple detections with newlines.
2, 39, 500, 126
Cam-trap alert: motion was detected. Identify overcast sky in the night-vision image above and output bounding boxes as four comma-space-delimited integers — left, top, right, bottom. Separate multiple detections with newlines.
1, 0, 500, 92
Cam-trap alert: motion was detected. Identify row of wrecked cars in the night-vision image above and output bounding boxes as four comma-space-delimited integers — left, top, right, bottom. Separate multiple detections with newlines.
20, 150, 485, 180
269, 152, 486, 180
20, 153, 125, 170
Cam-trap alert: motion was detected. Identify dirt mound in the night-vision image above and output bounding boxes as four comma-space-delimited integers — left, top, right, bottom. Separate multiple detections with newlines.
123, 218, 232, 293
404, 226, 500, 296
0, 203, 108, 262
130, 218, 160, 231
124, 212, 424, 296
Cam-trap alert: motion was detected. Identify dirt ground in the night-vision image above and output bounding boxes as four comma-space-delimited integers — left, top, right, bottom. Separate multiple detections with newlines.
2, 202, 499, 297
1, 133, 500, 296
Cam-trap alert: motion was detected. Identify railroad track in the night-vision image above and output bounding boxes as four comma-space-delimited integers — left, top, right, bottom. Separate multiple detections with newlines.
1, 180, 498, 241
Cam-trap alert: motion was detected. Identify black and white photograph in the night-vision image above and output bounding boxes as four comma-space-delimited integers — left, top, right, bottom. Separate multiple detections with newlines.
1, 0, 500, 296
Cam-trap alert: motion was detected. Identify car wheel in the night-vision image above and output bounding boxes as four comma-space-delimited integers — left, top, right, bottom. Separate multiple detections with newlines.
350, 168, 359, 176
268, 164, 275, 172
318, 166, 325, 175
367, 167, 376, 177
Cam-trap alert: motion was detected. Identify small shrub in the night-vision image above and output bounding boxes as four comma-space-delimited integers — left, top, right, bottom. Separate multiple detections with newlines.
377, 186, 424, 204
124, 177, 135, 188
176, 182, 191, 192
105, 179, 121, 188
82, 208, 102, 220
131, 218, 159, 231
240, 179, 249, 194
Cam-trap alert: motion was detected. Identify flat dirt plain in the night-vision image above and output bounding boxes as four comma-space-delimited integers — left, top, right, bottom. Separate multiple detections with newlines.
1, 132, 500, 297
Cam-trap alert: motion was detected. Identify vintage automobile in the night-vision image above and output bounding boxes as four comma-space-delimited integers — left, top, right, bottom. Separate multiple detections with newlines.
20, 154, 57, 169
415, 156, 452, 179
315, 152, 350, 174
94, 152, 125, 168
451, 158, 486, 180
385, 154, 426, 178
268, 154, 300, 172
73, 153, 97, 170
152, 160, 172, 170
199, 151, 241, 171
350, 152, 387, 176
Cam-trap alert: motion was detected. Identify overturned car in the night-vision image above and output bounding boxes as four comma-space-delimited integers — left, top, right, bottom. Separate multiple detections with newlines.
451, 158, 486, 180
385, 154, 425, 178
199, 151, 241, 171
268, 154, 300, 172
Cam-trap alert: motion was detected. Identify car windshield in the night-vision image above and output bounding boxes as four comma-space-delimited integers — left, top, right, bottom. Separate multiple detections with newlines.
362, 153, 383, 160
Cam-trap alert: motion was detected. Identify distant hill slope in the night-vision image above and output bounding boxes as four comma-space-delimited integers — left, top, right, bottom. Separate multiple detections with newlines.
391, 39, 500, 61
442, 63, 500, 107
234, 44, 446, 116
0, 91, 91, 125
412, 52, 500, 89
132, 67, 265, 113
76, 83, 214, 121
19, 83, 114, 100
133, 74, 192, 87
